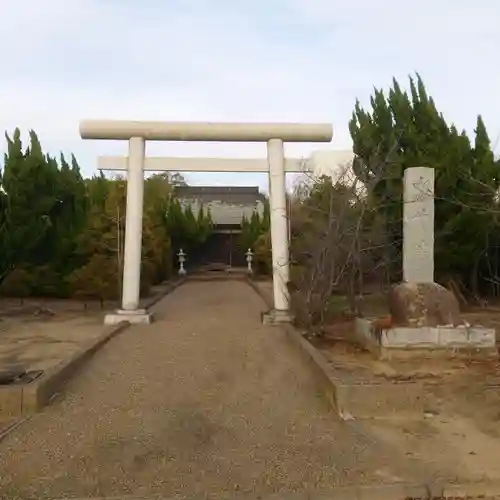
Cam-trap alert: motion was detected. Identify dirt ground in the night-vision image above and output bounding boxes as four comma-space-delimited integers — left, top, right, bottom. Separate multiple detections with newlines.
256, 280, 500, 486
314, 301, 500, 486
0, 298, 115, 450
0, 299, 108, 374
0, 284, 169, 375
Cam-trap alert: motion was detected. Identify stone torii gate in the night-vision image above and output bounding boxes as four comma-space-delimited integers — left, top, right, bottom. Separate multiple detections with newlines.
79, 120, 336, 325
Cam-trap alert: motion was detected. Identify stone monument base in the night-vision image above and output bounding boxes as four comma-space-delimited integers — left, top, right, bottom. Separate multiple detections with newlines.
262, 309, 293, 326
389, 282, 462, 327
355, 317, 496, 359
104, 309, 154, 325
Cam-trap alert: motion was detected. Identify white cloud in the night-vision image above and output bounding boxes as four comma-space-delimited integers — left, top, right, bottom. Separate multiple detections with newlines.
0, 0, 499, 192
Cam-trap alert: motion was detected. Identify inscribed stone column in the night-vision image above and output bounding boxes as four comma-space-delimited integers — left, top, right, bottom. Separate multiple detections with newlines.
403, 166, 435, 283
267, 138, 290, 316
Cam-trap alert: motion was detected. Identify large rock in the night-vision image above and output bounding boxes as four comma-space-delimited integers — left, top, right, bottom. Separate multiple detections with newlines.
388, 282, 461, 327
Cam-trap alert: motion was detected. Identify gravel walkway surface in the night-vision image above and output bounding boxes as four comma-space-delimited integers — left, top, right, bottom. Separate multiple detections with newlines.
0, 280, 431, 499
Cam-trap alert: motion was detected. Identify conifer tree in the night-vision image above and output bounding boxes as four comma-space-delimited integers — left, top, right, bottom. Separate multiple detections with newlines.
349, 73, 500, 289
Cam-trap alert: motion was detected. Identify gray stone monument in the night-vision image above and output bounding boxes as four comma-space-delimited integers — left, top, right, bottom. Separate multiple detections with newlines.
355, 166, 496, 357
403, 166, 434, 284
393, 166, 461, 327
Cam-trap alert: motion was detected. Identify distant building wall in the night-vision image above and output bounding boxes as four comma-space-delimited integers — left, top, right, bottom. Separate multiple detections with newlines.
176, 186, 265, 227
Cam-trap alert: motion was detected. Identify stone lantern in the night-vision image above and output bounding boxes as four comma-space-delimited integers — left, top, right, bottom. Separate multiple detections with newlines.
245, 248, 254, 274
177, 248, 187, 275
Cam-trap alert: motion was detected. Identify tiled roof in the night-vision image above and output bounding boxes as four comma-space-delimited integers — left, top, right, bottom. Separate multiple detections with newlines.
175, 186, 266, 205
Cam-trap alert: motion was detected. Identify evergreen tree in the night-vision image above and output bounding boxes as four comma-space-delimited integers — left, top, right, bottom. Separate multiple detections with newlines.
196, 204, 212, 243
183, 204, 198, 249
249, 210, 262, 244
0, 128, 211, 300
165, 198, 186, 252
143, 175, 173, 283
350, 74, 500, 290
1, 129, 57, 277
261, 199, 270, 233
239, 210, 265, 251
206, 207, 213, 227
239, 215, 252, 251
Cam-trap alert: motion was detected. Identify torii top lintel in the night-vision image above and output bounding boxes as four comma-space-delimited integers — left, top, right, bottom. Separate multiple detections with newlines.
79, 120, 333, 143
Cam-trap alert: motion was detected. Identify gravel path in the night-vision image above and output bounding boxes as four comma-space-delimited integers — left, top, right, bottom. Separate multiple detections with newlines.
0, 280, 430, 499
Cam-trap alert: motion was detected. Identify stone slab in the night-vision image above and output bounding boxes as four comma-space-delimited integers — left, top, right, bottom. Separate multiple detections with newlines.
355, 318, 496, 359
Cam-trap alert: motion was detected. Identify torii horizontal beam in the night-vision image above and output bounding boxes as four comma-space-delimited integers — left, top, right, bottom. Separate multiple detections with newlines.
97, 150, 354, 173
80, 120, 333, 142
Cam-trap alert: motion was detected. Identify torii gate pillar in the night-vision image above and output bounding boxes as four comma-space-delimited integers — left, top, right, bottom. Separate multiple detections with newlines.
79, 120, 333, 325
121, 137, 146, 313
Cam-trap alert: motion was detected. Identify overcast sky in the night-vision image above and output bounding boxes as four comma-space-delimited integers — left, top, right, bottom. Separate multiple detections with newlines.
0, 0, 499, 190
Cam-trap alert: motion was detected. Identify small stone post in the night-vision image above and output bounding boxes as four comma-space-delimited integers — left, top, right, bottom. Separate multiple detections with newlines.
246, 248, 254, 274
177, 248, 187, 275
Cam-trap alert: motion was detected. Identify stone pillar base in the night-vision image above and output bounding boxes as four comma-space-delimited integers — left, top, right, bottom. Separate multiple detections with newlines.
355, 317, 496, 359
104, 309, 154, 325
262, 309, 293, 326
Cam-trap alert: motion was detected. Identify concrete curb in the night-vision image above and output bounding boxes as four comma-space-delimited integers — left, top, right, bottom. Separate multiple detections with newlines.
246, 278, 340, 415
245, 278, 447, 418
0, 277, 188, 417
21, 321, 130, 413
141, 276, 187, 310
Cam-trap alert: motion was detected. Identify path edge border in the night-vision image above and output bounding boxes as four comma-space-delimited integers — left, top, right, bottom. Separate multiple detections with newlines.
245, 278, 342, 416
20, 276, 187, 414
57, 480, 500, 500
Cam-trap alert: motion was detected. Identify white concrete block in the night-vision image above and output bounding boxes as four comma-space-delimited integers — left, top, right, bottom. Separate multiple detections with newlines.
437, 326, 468, 346
467, 327, 496, 347
381, 327, 438, 348
354, 319, 496, 353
